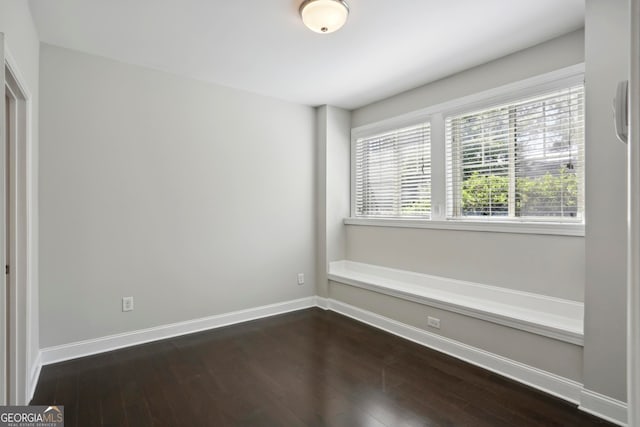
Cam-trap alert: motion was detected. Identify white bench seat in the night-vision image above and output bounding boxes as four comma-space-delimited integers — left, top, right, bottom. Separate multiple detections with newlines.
328, 260, 584, 345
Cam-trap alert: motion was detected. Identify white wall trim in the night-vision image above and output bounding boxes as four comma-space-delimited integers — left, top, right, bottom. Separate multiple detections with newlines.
8, 45, 37, 407
4, 44, 35, 406
344, 217, 585, 237
27, 295, 628, 426
27, 351, 41, 404
40, 296, 317, 366
324, 298, 583, 404
4, 48, 33, 100
315, 296, 330, 309
627, 1, 640, 425
580, 389, 628, 426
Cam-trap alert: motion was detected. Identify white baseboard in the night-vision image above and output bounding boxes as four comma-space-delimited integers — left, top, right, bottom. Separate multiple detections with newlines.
27, 351, 42, 404
40, 296, 317, 366
30, 294, 628, 427
579, 389, 628, 426
315, 296, 330, 309
324, 298, 632, 425
324, 298, 583, 404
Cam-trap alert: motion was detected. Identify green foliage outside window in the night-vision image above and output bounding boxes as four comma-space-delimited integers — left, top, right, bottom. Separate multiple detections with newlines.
461, 168, 578, 217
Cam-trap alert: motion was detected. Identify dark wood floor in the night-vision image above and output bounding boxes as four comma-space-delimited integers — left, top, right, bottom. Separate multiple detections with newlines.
32, 308, 614, 427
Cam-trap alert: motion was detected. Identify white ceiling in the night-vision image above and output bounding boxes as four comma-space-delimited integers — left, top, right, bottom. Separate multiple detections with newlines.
28, 0, 585, 109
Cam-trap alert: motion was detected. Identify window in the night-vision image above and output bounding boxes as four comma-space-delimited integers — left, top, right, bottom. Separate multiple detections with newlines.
347, 65, 586, 235
354, 123, 431, 218
446, 84, 584, 222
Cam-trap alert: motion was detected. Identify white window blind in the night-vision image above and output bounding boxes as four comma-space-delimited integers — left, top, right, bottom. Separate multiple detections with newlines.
446, 84, 584, 221
354, 123, 431, 218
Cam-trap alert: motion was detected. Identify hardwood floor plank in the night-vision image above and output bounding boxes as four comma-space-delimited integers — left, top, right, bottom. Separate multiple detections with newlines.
32, 308, 615, 427
77, 365, 103, 427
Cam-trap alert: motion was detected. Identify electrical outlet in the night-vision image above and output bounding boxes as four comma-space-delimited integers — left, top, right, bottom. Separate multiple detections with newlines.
427, 316, 440, 329
297, 273, 305, 285
122, 296, 134, 312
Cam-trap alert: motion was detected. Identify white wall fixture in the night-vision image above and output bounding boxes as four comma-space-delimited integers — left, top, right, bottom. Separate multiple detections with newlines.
299, 0, 349, 34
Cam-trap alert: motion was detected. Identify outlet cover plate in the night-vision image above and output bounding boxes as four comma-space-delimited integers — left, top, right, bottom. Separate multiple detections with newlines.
122, 296, 134, 312
427, 316, 441, 329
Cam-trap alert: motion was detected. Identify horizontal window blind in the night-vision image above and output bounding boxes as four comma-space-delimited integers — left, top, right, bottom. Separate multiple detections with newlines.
355, 123, 431, 218
446, 84, 584, 221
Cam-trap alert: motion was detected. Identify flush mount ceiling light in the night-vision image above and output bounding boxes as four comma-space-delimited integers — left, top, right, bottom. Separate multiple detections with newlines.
299, 0, 349, 34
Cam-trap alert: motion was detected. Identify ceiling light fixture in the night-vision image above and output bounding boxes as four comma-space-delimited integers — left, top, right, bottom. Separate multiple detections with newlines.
299, 0, 349, 34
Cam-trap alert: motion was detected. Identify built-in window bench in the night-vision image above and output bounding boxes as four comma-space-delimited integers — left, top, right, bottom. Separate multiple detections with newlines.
328, 260, 584, 345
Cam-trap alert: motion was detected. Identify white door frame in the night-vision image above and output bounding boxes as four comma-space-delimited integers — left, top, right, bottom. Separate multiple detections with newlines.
0, 31, 6, 407
628, 0, 640, 426
1, 34, 33, 405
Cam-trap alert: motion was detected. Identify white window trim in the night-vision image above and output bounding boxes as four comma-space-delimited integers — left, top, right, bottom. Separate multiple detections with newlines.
344, 217, 584, 237
348, 63, 586, 237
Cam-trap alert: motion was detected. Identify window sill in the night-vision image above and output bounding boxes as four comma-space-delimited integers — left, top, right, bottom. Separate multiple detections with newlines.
344, 217, 585, 237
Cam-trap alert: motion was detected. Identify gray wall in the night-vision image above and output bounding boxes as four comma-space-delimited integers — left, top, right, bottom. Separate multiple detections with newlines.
347, 227, 585, 301
316, 106, 350, 298
353, 30, 586, 128
348, 30, 586, 301
38, 44, 316, 348
582, 0, 629, 402
0, 0, 40, 404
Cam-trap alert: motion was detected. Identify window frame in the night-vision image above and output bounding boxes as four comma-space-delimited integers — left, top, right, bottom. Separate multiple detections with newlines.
445, 83, 585, 222
348, 64, 585, 237
351, 119, 432, 219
